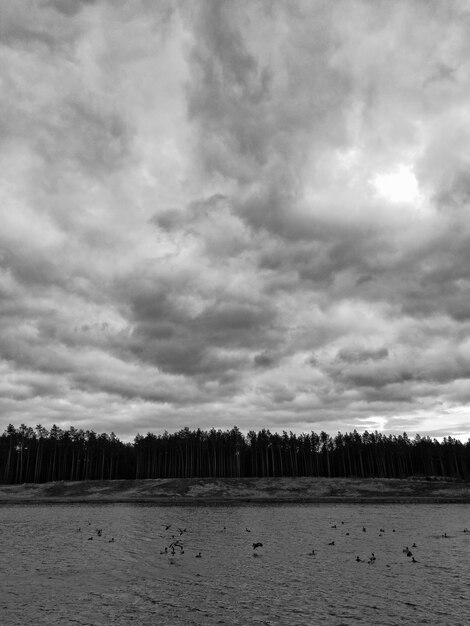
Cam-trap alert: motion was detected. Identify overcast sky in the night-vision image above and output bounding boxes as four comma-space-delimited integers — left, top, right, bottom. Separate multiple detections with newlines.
1, 0, 470, 441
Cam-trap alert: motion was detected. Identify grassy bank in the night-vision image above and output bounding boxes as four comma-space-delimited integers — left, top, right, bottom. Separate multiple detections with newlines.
1, 477, 470, 504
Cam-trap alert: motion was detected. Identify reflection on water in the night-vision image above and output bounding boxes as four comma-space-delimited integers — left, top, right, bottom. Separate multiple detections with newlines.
1, 503, 469, 625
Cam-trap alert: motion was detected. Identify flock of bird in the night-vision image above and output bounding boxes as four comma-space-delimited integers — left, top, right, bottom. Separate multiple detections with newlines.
76, 520, 264, 560
157, 524, 264, 560
76, 522, 115, 543
76, 518, 469, 566
316, 521, 470, 567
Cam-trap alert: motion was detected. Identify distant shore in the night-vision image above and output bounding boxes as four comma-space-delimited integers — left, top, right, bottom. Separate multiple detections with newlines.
1, 476, 470, 504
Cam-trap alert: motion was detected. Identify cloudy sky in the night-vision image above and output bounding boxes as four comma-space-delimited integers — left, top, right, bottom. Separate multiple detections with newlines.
1, 0, 470, 441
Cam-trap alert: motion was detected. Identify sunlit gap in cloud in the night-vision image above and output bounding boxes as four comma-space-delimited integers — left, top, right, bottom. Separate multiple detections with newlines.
354, 416, 387, 433
370, 165, 423, 206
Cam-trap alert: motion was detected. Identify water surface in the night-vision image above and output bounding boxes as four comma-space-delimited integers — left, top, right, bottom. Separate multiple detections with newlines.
1, 503, 469, 624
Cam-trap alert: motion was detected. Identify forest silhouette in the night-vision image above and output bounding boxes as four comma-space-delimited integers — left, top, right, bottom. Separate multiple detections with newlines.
1, 424, 468, 484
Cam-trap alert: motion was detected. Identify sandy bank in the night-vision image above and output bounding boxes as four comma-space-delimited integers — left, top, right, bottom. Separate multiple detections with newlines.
1, 477, 470, 504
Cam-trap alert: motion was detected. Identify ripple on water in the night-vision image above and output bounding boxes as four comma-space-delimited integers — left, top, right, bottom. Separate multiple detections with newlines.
1, 503, 470, 624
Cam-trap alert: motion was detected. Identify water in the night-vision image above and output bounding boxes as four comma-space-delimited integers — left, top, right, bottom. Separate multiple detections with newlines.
1, 503, 469, 625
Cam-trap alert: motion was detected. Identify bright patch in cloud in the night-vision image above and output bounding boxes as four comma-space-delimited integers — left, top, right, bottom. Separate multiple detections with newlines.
371, 166, 422, 204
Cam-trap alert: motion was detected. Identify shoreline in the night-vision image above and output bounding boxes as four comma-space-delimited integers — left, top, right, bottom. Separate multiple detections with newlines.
1, 497, 470, 505
1, 476, 470, 505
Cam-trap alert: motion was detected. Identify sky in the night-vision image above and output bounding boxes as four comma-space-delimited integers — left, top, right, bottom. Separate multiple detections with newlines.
1, 0, 470, 442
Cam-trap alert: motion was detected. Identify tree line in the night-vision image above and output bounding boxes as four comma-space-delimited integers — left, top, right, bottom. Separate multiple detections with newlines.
1, 423, 469, 484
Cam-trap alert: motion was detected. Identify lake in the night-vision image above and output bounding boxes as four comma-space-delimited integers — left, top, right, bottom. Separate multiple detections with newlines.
1, 503, 469, 625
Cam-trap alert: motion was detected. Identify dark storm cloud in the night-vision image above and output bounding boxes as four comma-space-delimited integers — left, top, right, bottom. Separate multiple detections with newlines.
185, 0, 353, 240
122, 263, 279, 377
337, 347, 389, 364
254, 352, 277, 368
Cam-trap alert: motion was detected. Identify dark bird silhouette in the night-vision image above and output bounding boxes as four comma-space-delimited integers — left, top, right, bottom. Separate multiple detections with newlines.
109, 538, 114, 543
164, 524, 171, 531
245, 528, 251, 532
411, 557, 418, 563
406, 550, 413, 557
362, 527, 366, 532
356, 556, 362, 562
169, 540, 184, 554
331, 524, 337, 529
328, 541, 335, 546
253, 542, 263, 550
195, 552, 202, 558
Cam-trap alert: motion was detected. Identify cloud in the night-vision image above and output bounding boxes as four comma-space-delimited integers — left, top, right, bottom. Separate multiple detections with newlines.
1, 0, 470, 441
337, 347, 389, 364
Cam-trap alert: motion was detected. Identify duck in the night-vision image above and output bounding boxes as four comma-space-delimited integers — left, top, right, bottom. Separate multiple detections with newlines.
195, 552, 202, 558
252, 542, 263, 550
